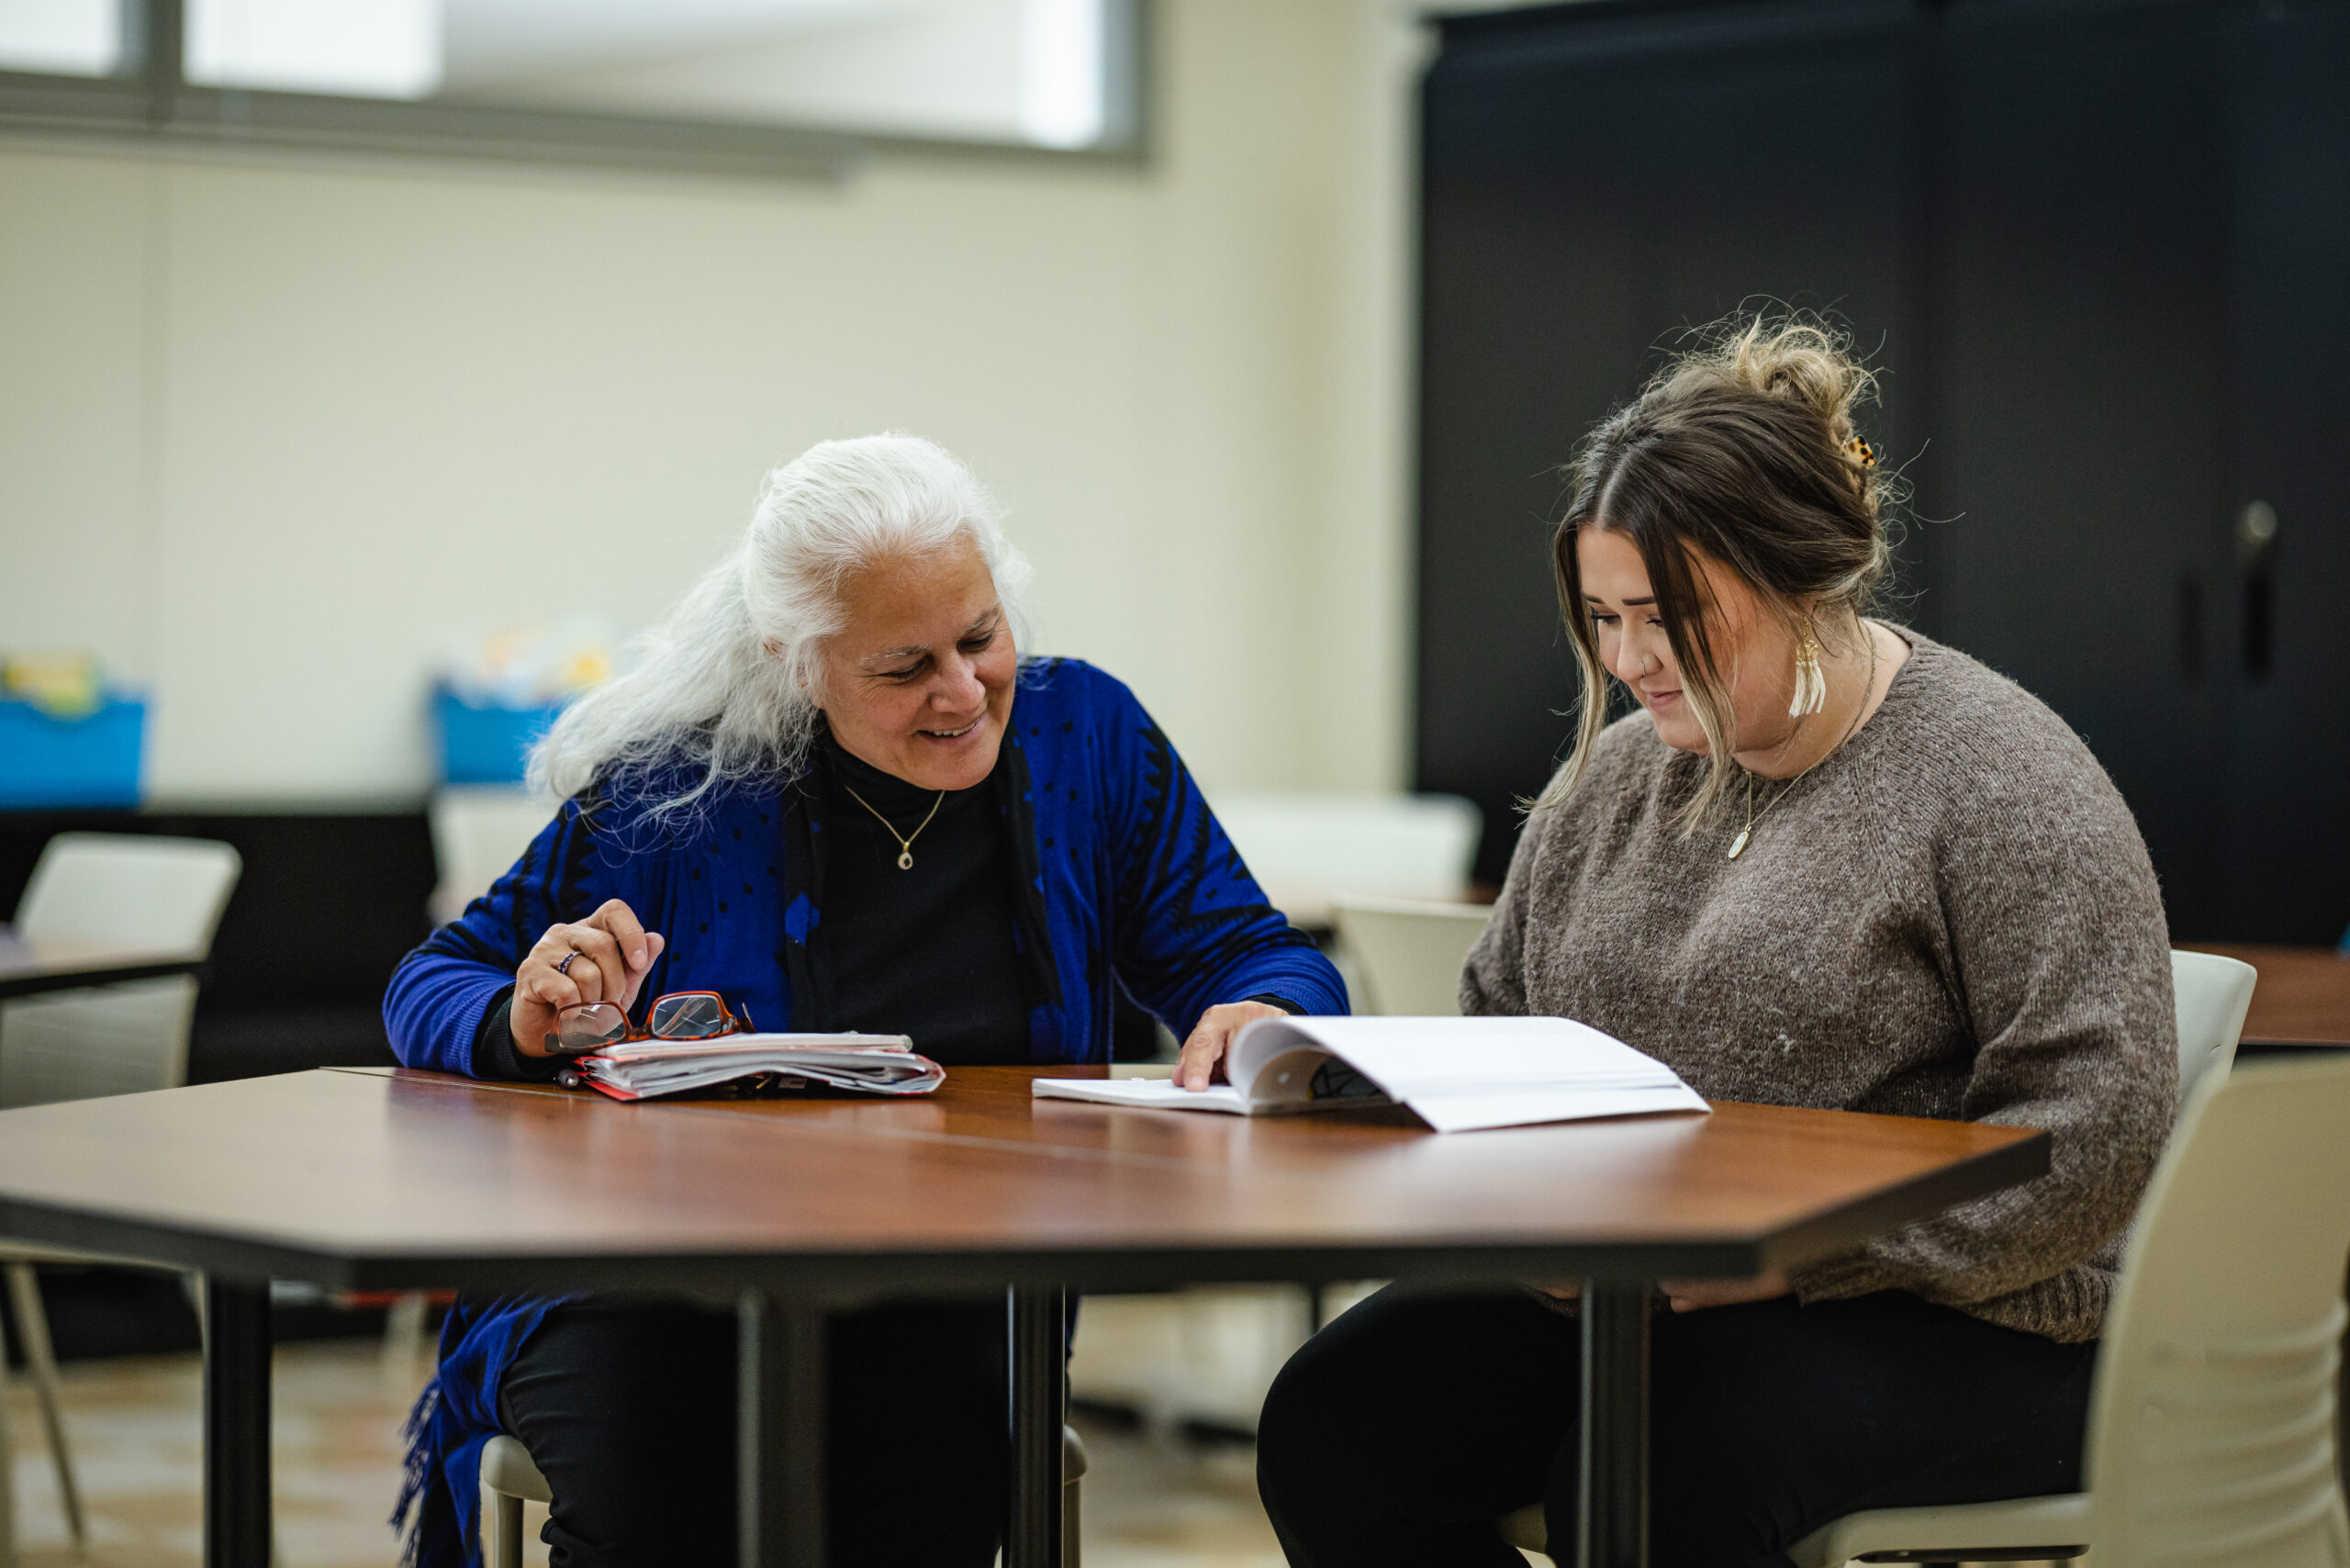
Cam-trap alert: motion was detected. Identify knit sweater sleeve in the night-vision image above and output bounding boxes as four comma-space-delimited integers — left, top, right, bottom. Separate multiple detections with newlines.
1789, 705, 2178, 1330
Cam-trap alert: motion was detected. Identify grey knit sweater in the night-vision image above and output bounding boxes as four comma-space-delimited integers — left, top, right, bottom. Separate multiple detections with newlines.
1462, 630, 2177, 1343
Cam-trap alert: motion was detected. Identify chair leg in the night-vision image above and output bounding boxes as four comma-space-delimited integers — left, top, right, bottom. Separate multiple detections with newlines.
500, 1491, 527, 1568
1060, 1472, 1080, 1568
2, 1330, 17, 1568
3, 1263, 85, 1553
381, 1292, 430, 1394
487, 1489, 524, 1568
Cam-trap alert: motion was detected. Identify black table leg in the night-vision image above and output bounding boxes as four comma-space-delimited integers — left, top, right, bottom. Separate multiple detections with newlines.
738, 1290, 826, 1568
202, 1275, 271, 1568
1577, 1280, 1651, 1568
1006, 1284, 1067, 1568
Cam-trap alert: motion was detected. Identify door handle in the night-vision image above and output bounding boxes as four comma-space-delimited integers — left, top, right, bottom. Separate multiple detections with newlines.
2236, 500, 2279, 565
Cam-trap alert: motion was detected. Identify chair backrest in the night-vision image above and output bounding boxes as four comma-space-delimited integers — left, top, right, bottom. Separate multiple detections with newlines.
15, 833, 241, 949
2083, 1056, 2350, 1567
1214, 793, 1481, 927
1328, 896, 1494, 1016
427, 786, 556, 925
2, 834, 241, 1109
2169, 949, 2257, 1114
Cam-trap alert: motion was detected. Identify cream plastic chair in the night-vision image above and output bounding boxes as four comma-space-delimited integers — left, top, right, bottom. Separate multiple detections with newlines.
1502, 947, 2275, 1565
1790, 1054, 2350, 1568
0, 832, 241, 1108
1212, 792, 1480, 927
426, 786, 554, 925
479, 1426, 1091, 1568
2167, 948, 2255, 1112
0, 832, 240, 1561
1328, 896, 1494, 1016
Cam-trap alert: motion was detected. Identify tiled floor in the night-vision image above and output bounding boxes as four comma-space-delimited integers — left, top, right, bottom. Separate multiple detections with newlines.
4, 1341, 1292, 1568
4, 1341, 2061, 1568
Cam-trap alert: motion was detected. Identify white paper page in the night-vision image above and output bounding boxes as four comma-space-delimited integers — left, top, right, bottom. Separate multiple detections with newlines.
1032, 1077, 1251, 1115
593, 1032, 912, 1064
1410, 1083, 1711, 1133
1230, 1014, 1707, 1131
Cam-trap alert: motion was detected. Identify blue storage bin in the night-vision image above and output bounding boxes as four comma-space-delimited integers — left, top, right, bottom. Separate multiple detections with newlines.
434, 687, 565, 785
0, 696, 146, 808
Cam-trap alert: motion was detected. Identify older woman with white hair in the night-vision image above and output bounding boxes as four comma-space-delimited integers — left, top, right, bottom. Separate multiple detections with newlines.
384, 434, 1345, 1568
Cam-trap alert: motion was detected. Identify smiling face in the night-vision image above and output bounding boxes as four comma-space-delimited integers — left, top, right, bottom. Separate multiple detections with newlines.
1575, 525, 1804, 761
813, 535, 1018, 790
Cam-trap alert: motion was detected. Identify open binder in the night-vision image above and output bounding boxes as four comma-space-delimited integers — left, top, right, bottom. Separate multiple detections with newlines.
1034, 1015, 1708, 1132
564, 1033, 944, 1103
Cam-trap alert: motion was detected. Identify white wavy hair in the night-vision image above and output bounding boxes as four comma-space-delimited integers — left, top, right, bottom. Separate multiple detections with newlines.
531, 433, 1033, 819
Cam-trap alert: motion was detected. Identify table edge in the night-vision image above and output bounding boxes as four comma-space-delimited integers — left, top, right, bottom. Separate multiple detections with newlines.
0, 1068, 2052, 1294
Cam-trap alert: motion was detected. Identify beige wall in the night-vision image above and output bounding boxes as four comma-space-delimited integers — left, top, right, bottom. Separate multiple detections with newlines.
0, 0, 1419, 805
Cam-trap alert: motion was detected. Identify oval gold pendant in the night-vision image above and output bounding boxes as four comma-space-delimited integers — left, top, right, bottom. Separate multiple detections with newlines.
896, 850, 913, 870
1727, 828, 1751, 860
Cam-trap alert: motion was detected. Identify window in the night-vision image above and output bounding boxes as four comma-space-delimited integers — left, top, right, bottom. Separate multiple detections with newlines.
0, 0, 124, 77
0, 0, 1144, 176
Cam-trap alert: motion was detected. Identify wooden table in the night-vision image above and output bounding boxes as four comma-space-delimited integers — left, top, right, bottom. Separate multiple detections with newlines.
0, 927, 207, 1002
0, 1064, 2047, 1568
2187, 943, 2350, 1045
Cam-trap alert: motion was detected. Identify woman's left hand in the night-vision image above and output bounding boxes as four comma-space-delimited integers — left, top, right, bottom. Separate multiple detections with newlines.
1657, 1269, 1791, 1314
1174, 1001, 1292, 1091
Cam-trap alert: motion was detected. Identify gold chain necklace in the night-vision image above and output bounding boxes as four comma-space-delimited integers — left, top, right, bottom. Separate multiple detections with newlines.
841, 783, 946, 870
1728, 627, 1880, 861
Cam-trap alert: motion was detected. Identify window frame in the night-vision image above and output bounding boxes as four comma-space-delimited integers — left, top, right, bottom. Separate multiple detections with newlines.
0, 0, 1151, 181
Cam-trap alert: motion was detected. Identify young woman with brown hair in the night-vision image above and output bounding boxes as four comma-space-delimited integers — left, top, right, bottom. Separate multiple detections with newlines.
1250, 318, 2178, 1566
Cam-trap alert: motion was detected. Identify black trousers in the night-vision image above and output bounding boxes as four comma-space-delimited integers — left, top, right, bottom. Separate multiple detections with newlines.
498, 1296, 1008, 1568
1255, 1284, 2096, 1568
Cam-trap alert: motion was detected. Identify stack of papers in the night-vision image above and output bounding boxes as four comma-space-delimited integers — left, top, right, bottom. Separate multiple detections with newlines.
567, 1033, 943, 1103
1035, 1015, 1707, 1132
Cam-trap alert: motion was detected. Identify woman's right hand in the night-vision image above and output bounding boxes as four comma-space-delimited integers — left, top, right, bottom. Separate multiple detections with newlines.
511, 899, 666, 1057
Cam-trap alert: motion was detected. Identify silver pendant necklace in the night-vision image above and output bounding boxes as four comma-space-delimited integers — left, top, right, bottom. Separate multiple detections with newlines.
842, 783, 946, 870
1728, 776, 1792, 860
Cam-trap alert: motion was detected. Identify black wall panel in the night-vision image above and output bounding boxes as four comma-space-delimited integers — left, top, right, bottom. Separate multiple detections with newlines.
1420, 0, 1925, 888
2217, 0, 2350, 940
1418, 0, 2350, 940
1930, 0, 2234, 928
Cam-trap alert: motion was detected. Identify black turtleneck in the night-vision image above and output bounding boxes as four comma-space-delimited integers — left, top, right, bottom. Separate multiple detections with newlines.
816, 732, 1032, 1064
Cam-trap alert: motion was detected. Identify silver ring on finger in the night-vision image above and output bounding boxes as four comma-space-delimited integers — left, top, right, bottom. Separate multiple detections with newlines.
554, 951, 579, 976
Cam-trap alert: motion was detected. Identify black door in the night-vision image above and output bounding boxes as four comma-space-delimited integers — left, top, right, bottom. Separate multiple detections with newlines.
1928, 0, 2237, 931
2214, 0, 2350, 942
1419, 1, 1922, 887
1928, 0, 2350, 942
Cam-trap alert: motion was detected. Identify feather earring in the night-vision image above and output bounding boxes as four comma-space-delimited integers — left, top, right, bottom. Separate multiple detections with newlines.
1790, 634, 1826, 718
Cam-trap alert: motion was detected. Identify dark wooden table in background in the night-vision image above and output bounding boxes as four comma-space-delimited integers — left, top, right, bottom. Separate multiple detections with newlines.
2189, 944, 2350, 1045
0, 926, 207, 1002
0, 1064, 2048, 1568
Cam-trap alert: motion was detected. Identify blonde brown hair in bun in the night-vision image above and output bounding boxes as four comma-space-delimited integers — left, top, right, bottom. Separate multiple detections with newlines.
1539, 312, 1897, 826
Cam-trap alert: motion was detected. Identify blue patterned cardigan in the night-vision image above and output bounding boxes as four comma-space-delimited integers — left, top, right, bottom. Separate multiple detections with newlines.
381, 657, 1347, 1566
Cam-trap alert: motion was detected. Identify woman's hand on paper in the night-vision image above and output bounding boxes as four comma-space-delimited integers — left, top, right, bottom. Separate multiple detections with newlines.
1173, 1000, 1292, 1091
511, 899, 667, 1058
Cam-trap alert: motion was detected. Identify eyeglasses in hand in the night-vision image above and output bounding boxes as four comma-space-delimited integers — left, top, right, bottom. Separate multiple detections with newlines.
547, 991, 756, 1055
